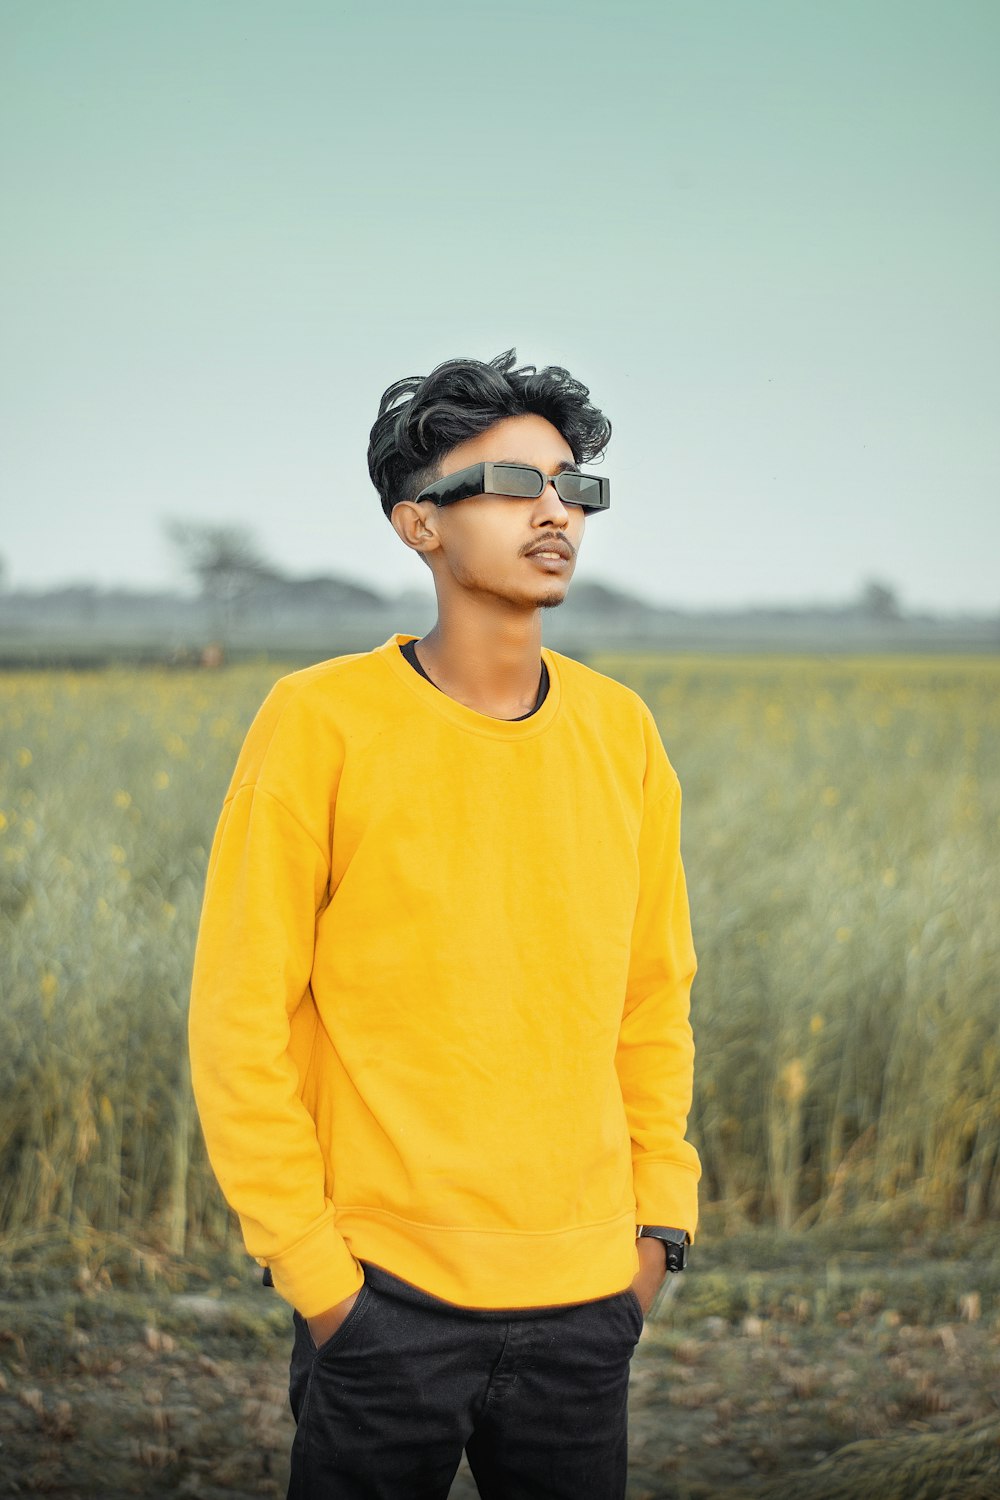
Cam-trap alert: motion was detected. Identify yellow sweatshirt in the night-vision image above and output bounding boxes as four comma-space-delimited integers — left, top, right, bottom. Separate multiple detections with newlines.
189, 634, 699, 1318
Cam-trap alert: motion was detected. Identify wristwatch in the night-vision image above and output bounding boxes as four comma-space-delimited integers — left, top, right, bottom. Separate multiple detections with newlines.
636, 1224, 690, 1273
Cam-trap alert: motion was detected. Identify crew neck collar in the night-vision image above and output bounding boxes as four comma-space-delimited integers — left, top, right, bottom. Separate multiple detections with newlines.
375, 634, 561, 740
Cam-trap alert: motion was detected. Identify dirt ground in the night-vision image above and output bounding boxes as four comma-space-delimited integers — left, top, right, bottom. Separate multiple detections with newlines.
1, 1225, 998, 1499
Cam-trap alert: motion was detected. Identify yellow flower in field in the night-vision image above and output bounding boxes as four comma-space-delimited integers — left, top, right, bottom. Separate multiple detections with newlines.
153, 770, 170, 790
99, 1095, 115, 1126
40, 972, 58, 999
165, 733, 189, 758
821, 786, 841, 807
778, 1058, 807, 1103
835, 926, 852, 943
16, 747, 32, 767
96, 897, 110, 919
882, 868, 897, 887
113, 790, 132, 810
110, 844, 127, 864
0, 811, 7, 832
209, 717, 231, 739
809, 1014, 824, 1034
162, 901, 177, 921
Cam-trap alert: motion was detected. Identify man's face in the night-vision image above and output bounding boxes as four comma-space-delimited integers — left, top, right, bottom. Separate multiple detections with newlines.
417, 413, 587, 611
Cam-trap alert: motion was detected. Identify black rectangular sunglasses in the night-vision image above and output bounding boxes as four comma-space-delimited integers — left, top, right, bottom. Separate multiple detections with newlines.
414, 462, 610, 512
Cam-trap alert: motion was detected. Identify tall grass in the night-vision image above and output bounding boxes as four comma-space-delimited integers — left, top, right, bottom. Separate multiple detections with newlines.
0, 655, 997, 1253
0, 668, 262, 1251
594, 654, 1000, 1232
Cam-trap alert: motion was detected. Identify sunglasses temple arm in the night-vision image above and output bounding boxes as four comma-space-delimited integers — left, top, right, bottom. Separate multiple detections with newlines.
419, 464, 485, 508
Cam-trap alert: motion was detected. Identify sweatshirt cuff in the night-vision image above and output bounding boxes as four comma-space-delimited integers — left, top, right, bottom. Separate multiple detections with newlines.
633, 1159, 701, 1243
264, 1212, 364, 1318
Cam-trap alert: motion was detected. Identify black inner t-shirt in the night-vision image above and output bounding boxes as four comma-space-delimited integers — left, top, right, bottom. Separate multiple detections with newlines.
399, 639, 549, 719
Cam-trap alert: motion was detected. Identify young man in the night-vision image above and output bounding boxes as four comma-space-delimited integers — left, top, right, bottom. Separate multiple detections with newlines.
189, 349, 700, 1500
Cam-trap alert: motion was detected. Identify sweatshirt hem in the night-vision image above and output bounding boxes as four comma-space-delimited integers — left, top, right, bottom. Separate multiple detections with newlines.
334, 1206, 642, 1309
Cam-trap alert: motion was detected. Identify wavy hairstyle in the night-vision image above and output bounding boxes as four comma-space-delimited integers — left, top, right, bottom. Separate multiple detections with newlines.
368, 348, 611, 521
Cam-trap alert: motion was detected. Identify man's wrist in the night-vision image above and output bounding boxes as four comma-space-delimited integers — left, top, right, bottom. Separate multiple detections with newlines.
635, 1233, 669, 1275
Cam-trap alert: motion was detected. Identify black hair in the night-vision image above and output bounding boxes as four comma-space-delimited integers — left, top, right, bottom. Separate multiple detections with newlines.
367, 348, 611, 521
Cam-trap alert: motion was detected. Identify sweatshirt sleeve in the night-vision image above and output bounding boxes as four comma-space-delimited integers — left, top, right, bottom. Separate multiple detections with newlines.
615, 707, 701, 1239
188, 687, 363, 1318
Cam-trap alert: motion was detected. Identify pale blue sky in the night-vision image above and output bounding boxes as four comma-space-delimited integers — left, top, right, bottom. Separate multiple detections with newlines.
2, 0, 998, 610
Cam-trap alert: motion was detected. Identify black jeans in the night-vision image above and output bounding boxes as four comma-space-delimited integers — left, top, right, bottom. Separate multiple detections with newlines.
287, 1259, 645, 1499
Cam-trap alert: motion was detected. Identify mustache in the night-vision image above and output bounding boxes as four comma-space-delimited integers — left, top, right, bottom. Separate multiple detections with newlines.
521, 533, 577, 559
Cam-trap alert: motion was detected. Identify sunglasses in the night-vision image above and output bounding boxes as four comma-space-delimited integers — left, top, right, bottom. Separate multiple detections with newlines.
414, 462, 610, 513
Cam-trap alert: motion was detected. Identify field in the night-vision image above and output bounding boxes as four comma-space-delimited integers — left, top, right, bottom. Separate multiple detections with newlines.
1, 652, 998, 1496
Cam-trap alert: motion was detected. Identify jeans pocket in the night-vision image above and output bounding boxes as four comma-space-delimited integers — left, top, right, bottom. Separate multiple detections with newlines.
623, 1287, 645, 1338
304, 1283, 374, 1359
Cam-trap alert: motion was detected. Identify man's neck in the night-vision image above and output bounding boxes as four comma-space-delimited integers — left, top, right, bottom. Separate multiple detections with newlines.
415, 598, 545, 720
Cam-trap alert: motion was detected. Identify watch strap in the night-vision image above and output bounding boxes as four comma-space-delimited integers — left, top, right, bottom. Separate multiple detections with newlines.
636, 1224, 690, 1272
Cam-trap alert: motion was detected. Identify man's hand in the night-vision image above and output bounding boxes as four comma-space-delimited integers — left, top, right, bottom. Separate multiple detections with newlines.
305, 1289, 361, 1351
630, 1235, 668, 1319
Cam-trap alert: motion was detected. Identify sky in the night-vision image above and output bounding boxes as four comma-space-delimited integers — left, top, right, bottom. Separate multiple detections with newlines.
1, 0, 998, 613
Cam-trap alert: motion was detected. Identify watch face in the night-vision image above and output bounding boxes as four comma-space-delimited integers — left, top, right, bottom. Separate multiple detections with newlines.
637, 1228, 688, 1270
664, 1240, 688, 1273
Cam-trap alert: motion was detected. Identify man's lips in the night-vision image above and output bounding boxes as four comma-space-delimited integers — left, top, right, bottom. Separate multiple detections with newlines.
524, 537, 574, 561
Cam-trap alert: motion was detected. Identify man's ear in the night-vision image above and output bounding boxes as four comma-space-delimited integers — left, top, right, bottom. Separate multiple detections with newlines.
390, 500, 440, 557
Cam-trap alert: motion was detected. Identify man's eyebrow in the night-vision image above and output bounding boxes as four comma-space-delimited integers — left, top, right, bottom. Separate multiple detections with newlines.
493, 458, 582, 473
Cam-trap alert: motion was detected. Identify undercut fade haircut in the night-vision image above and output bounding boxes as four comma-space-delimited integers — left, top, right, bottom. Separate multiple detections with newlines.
368, 349, 612, 521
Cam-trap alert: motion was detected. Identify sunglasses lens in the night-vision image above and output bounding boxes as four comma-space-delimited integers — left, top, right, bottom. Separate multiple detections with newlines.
492, 464, 545, 498
555, 473, 605, 509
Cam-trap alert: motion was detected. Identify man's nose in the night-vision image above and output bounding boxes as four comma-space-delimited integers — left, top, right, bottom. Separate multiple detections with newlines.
532, 480, 571, 526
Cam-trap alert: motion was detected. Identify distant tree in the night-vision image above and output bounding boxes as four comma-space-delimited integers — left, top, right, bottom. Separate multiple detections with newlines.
164, 520, 282, 637
858, 578, 901, 621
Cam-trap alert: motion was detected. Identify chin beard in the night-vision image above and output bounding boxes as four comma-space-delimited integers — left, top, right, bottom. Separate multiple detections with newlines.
461, 569, 572, 611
